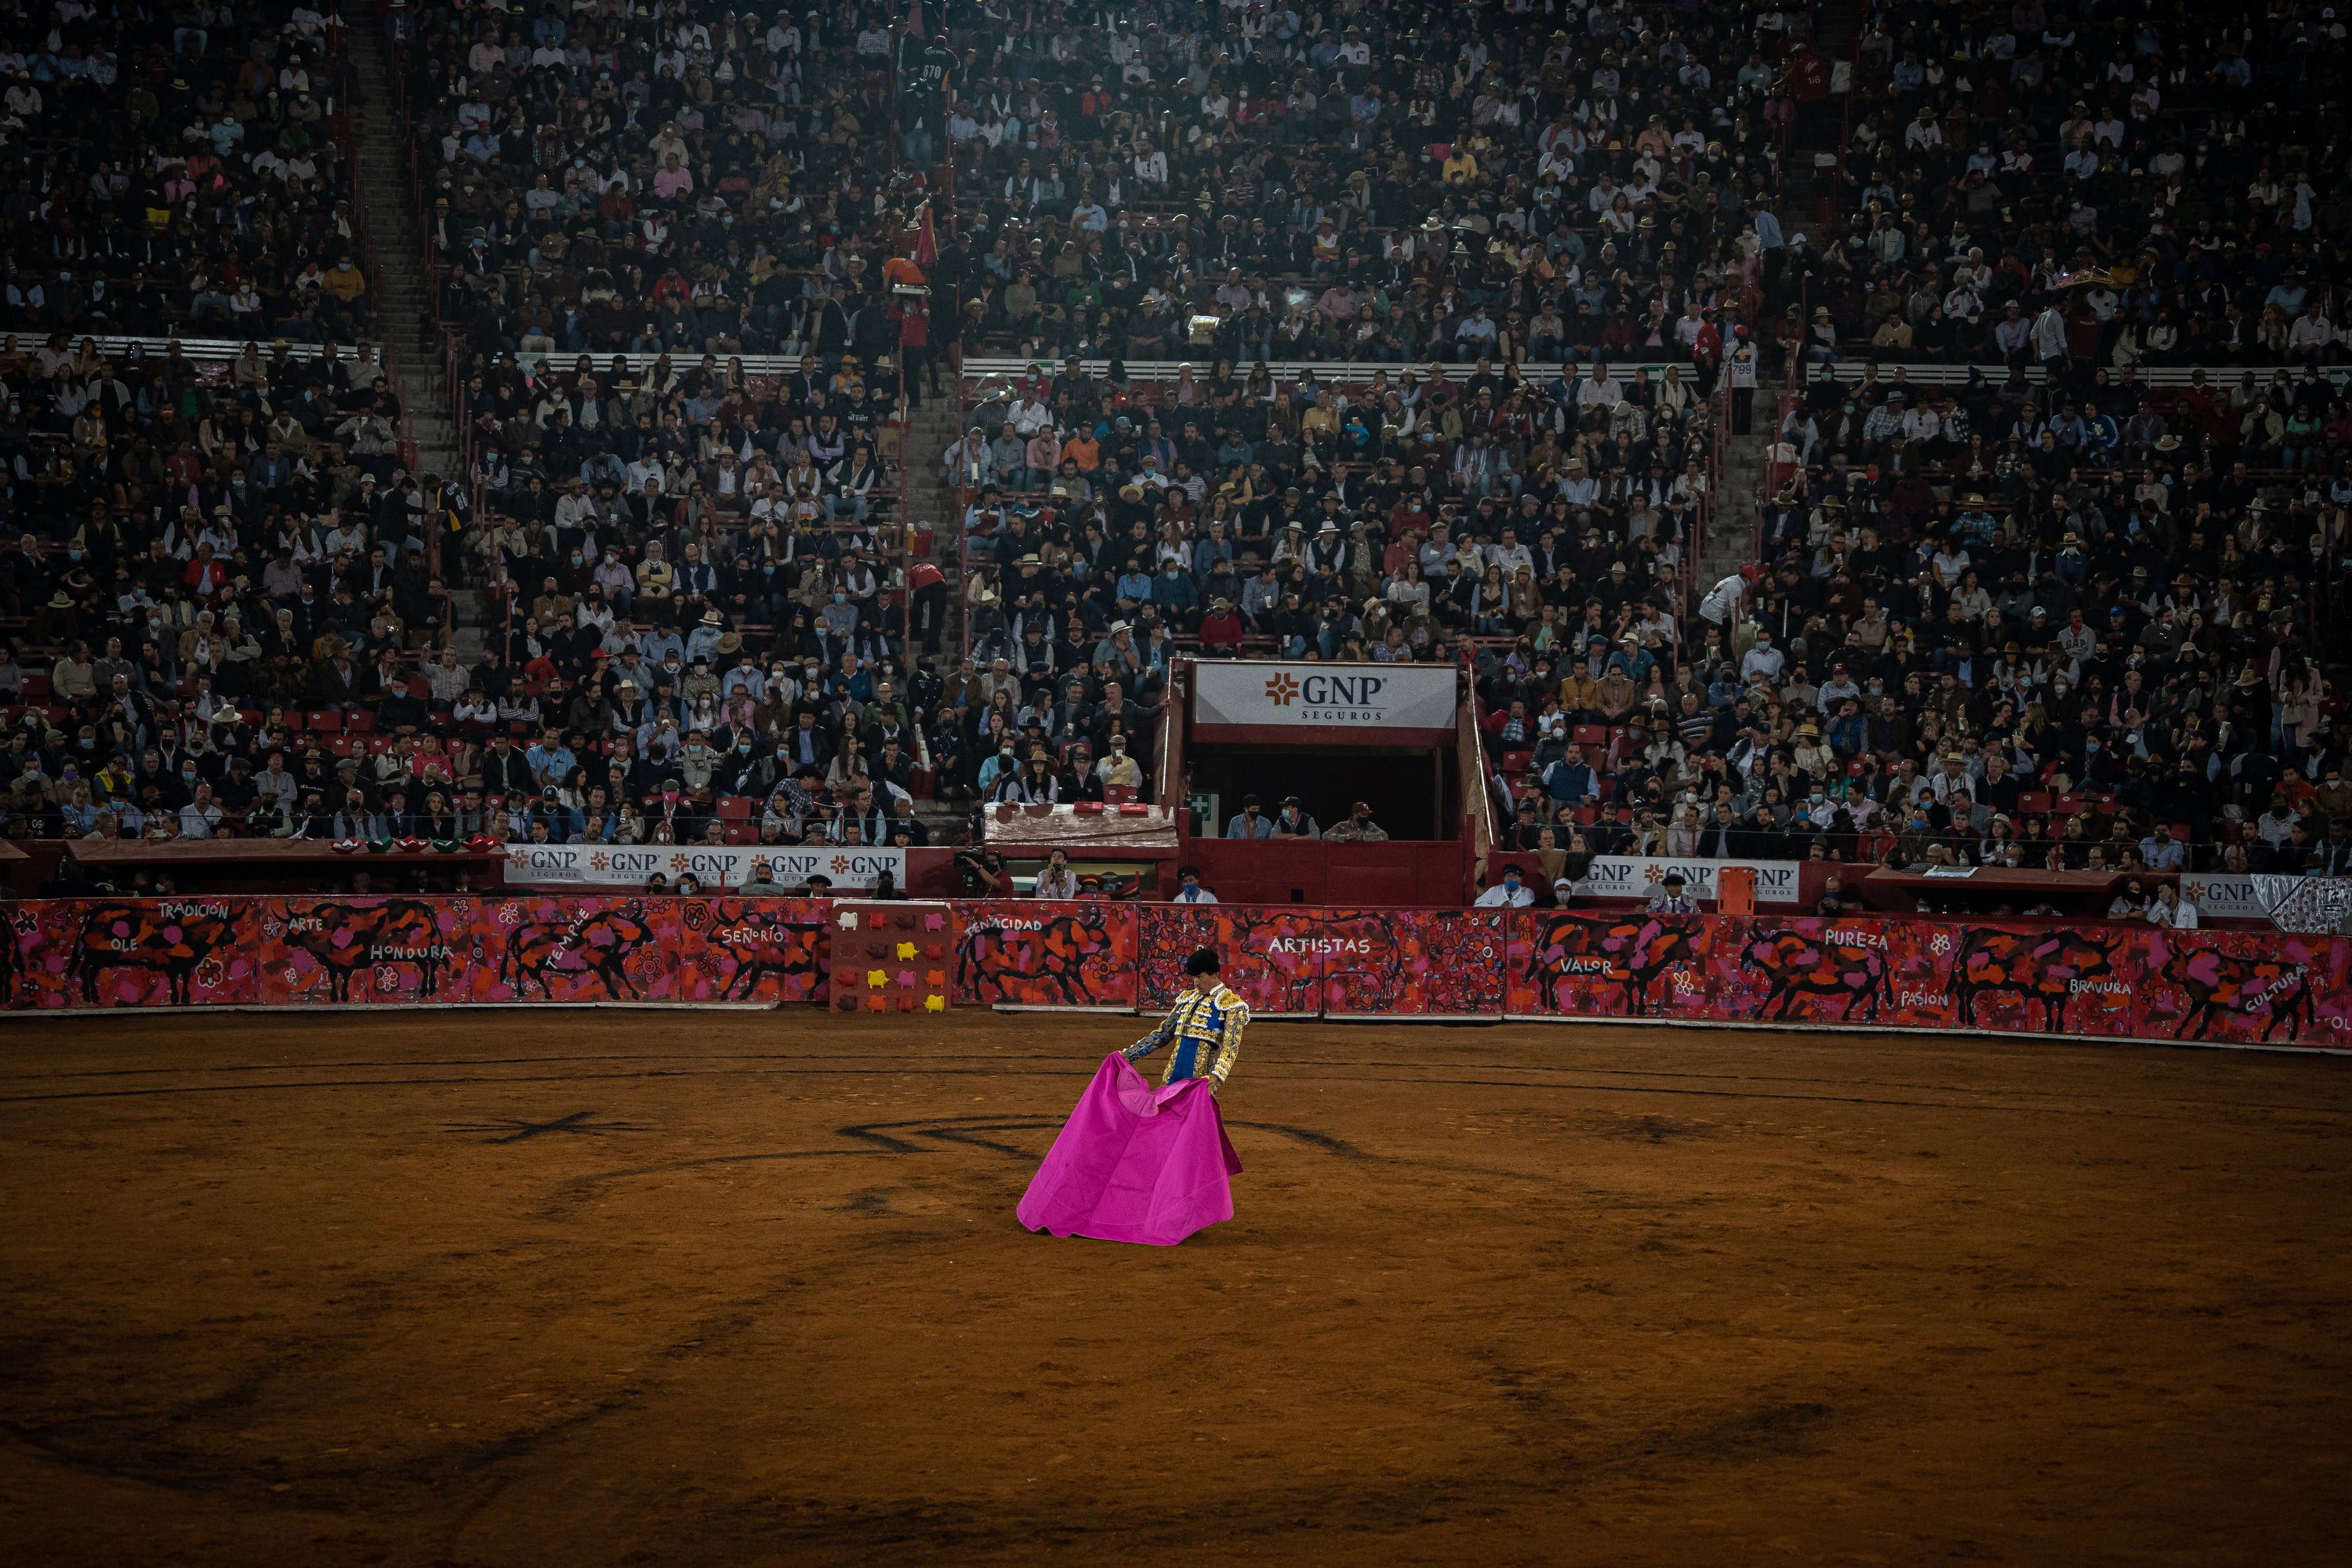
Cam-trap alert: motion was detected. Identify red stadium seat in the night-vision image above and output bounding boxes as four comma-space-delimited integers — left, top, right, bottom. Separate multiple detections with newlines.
1498, 750, 1533, 774
715, 795, 753, 821
346, 710, 376, 734
722, 823, 757, 844
1572, 725, 1606, 746
307, 710, 342, 733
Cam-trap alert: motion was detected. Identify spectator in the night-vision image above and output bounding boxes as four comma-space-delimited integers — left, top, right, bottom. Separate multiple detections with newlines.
1033, 847, 1079, 900
1271, 797, 1320, 840
1225, 794, 1274, 839
1171, 865, 1218, 905
1475, 864, 1534, 908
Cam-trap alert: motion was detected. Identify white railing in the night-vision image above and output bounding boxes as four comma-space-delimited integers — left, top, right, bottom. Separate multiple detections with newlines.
1796, 361, 2348, 391
16, 332, 391, 364
967, 356, 2350, 392
962, 357, 1688, 384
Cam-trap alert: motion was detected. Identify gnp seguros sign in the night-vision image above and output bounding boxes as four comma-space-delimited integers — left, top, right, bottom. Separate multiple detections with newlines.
1192, 661, 1457, 733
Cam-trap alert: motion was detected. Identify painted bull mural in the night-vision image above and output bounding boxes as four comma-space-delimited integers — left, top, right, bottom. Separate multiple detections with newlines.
1523, 914, 1700, 1017
1951, 927, 2125, 1033
1745, 924, 1892, 1023
958, 909, 1129, 1007
688, 901, 829, 1002
281, 900, 450, 1001
500, 902, 657, 1000
71, 902, 242, 1005
2160, 941, 2318, 1043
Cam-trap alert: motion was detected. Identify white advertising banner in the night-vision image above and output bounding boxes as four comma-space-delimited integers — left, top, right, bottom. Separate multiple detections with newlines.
2252, 874, 2352, 934
1192, 662, 1457, 733
2183, 875, 2264, 922
1570, 856, 1805, 904
503, 843, 906, 891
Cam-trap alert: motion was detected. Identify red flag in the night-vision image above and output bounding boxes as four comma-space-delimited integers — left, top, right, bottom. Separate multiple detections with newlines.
913, 201, 938, 267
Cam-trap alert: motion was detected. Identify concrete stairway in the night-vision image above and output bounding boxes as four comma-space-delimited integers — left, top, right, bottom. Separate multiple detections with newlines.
902, 401, 972, 657
1701, 393, 1773, 591
346, 20, 474, 649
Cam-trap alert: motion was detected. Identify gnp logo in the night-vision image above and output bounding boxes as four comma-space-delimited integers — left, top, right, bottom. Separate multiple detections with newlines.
1265, 669, 1392, 720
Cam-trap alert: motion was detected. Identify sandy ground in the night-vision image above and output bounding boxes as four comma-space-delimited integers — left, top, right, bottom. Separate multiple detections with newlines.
1, 1011, 2348, 1566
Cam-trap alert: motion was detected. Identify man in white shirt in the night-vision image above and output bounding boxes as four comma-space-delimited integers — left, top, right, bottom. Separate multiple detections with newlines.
1740, 628, 1787, 685
1033, 848, 1080, 900
2287, 302, 2336, 363
1476, 864, 1535, 907
1171, 865, 1218, 903
1700, 565, 1752, 626
1577, 362, 1623, 411
2031, 302, 2070, 374
178, 783, 224, 839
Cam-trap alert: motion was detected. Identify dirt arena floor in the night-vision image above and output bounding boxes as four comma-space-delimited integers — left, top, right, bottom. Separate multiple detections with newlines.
2, 1011, 2349, 1566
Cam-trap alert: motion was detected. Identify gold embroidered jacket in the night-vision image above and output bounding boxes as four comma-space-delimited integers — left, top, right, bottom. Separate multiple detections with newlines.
1123, 982, 1248, 1086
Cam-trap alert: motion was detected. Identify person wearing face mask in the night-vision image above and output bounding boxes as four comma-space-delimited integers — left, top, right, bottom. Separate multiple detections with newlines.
1225, 793, 1274, 838
1476, 862, 1535, 906
976, 742, 1022, 797
1171, 865, 1218, 903
819, 583, 860, 637
717, 730, 774, 798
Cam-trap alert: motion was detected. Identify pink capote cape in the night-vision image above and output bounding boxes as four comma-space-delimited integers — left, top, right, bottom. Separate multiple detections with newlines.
1017, 1054, 1243, 1245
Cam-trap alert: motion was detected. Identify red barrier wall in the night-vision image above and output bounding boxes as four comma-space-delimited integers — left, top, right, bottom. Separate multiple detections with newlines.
6, 898, 2347, 1054
1135, 905, 1506, 1017
1502, 912, 2351, 1049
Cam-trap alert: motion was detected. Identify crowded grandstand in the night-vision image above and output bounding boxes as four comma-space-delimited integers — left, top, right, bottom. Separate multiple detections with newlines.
0, 0, 2346, 898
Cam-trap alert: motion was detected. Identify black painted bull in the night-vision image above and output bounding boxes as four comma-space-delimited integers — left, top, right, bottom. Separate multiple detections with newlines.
2161, 941, 2318, 1043
1530, 915, 1698, 1017
285, 899, 447, 1000
1952, 927, 2120, 1032
500, 903, 655, 1000
1251, 913, 1403, 1012
72, 903, 240, 1005
959, 913, 1120, 1007
706, 912, 826, 1001
1746, 926, 1890, 1022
